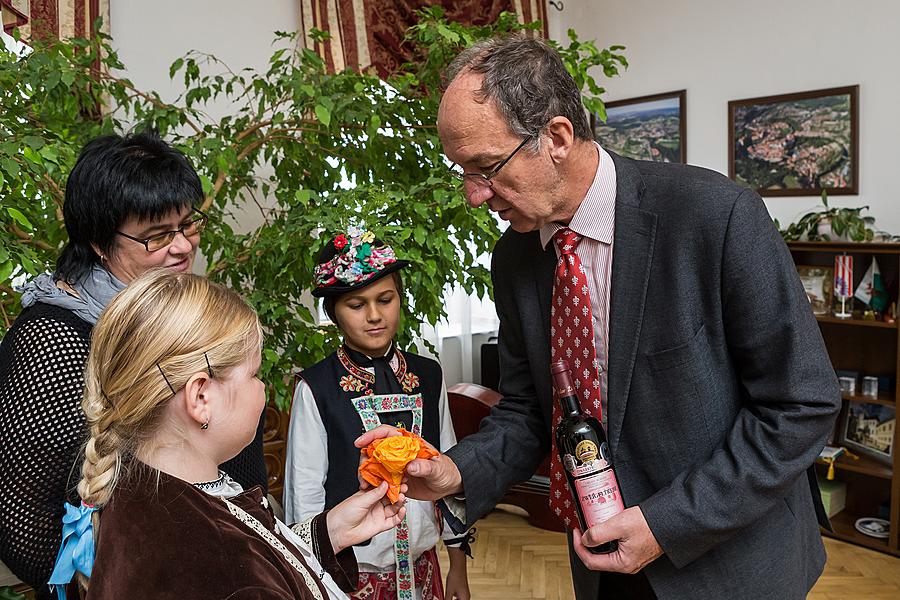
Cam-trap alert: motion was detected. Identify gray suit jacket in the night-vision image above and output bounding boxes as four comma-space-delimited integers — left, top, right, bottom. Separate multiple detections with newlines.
446, 152, 841, 599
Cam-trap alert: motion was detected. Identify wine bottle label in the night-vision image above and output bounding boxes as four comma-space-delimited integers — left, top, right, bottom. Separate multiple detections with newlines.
575, 440, 598, 462
573, 470, 625, 529
563, 440, 625, 529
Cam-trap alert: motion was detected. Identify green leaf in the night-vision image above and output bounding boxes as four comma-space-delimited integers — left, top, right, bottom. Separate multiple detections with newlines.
0, 260, 13, 284
24, 136, 45, 150
314, 104, 331, 127
6, 207, 33, 231
44, 70, 61, 91
169, 57, 185, 79
199, 174, 213, 195
294, 189, 312, 206
0, 585, 27, 600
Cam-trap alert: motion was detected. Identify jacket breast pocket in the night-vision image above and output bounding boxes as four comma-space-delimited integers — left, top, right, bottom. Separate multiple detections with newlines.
640, 324, 718, 453
646, 323, 710, 373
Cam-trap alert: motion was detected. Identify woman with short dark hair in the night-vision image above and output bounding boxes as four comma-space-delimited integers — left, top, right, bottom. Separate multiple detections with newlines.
0, 130, 266, 598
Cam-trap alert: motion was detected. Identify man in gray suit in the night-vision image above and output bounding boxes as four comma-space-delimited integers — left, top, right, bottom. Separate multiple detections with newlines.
358, 36, 840, 599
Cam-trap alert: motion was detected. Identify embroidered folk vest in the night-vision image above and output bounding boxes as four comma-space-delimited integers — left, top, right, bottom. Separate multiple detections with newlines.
300, 349, 443, 510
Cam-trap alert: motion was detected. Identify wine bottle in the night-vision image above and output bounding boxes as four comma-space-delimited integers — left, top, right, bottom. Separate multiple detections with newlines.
552, 359, 625, 554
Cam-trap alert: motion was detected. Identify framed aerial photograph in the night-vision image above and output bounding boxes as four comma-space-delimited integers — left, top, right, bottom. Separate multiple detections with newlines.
728, 85, 858, 196
796, 265, 833, 315
591, 90, 686, 163
838, 401, 895, 465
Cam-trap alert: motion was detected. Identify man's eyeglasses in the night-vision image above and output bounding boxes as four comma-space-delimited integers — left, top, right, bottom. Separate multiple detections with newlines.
449, 135, 533, 190
116, 208, 208, 252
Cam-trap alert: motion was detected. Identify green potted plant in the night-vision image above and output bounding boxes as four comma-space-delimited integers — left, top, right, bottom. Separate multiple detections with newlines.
779, 190, 875, 242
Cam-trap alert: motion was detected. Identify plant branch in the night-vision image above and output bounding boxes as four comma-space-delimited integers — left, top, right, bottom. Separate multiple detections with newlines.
95, 70, 205, 136
246, 186, 272, 226
0, 295, 10, 328
10, 223, 54, 251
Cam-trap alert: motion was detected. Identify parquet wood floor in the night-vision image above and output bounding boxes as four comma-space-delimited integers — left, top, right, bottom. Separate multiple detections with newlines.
438, 505, 900, 599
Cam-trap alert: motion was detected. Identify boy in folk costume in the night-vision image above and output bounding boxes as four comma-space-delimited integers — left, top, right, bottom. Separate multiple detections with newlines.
285, 228, 472, 600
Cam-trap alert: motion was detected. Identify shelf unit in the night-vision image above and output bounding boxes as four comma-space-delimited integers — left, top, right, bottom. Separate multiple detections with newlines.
788, 242, 900, 556
789, 241, 900, 556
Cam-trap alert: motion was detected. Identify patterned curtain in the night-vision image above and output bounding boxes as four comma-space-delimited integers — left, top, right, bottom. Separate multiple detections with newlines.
2, 0, 28, 35
299, 0, 549, 77
6, 0, 109, 41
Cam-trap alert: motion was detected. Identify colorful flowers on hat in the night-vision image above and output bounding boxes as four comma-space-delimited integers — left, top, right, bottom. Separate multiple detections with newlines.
315, 228, 400, 288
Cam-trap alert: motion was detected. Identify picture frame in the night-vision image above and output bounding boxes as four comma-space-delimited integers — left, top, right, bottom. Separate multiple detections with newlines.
796, 265, 833, 315
838, 401, 895, 465
590, 90, 686, 163
728, 85, 858, 196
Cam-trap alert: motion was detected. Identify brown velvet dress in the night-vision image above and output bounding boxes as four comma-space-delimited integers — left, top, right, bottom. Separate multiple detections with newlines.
86, 465, 358, 599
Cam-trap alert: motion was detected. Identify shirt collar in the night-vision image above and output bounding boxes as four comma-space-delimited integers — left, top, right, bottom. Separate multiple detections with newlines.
540, 142, 617, 249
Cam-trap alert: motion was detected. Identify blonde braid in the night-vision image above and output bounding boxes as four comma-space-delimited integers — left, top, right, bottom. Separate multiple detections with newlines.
76, 379, 123, 507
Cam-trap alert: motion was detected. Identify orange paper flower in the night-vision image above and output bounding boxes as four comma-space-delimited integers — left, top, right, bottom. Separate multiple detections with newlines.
359, 429, 438, 502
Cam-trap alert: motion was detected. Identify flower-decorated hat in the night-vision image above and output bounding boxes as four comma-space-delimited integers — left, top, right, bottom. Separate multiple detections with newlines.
312, 227, 409, 298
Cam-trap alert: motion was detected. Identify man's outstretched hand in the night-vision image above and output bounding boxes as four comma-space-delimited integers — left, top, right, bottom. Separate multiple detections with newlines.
355, 424, 465, 500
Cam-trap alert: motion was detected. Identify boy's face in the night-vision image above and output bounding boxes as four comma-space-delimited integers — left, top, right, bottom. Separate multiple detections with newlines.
334, 274, 401, 357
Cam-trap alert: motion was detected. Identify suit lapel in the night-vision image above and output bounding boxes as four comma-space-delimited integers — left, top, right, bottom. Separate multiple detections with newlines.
536, 241, 556, 334
606, 154, 657, 455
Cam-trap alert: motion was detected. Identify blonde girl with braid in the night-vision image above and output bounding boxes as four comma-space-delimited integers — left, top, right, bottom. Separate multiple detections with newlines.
49, 270, 406, 600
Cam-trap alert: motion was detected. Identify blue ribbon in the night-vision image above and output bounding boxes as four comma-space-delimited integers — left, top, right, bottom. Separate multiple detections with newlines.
47, 502, 98, 600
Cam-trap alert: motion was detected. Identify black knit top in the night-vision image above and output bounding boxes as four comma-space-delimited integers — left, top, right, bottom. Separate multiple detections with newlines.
0, 302, 267, 598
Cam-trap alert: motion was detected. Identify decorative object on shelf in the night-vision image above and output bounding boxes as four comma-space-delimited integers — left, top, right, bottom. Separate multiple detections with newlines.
834, 254, 854, 318
816, 476, 847, 517
862, 376, 880, 398
728, 85, 858, 196
838, 376, 857, 396
838, 402, 895, 466
796, 265, 833, 315
590, 90, 686, 163
854, 517, 890, 539
854, 257, 889, 313
779, 190, 875, 242
818, 445, 858, 480
836, 369, 860, 387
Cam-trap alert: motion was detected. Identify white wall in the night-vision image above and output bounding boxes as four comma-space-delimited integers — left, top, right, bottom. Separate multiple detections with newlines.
548, 0, 900, 234
108, 0, 300, 242
110, 1, 298, 108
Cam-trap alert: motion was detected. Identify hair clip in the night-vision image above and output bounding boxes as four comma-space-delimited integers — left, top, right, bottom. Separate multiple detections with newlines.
156, 362, 176, 394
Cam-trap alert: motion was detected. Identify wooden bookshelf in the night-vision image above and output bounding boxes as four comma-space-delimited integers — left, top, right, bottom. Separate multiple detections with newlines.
817, 453, 892, 479
825, 510, 891, 552
843, 392, 895, 409
789, 241, 900, 557
815, 314, 897, 329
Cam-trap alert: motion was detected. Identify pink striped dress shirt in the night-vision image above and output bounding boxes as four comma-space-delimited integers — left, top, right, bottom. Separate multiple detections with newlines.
540, 143, 617, 423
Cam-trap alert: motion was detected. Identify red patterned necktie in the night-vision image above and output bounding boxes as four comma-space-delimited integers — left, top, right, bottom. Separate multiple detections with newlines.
549, 228, 604, 528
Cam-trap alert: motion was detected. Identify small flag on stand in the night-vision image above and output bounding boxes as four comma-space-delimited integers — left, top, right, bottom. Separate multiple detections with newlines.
834, 255, 853, 318
854, 257, 888, 313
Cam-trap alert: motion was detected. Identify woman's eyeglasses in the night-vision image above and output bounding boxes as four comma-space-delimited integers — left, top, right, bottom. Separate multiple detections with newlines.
116, 208, 208, 252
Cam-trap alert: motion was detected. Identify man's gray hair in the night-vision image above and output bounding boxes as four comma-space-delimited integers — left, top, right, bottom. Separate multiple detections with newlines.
443, 34, 593, 148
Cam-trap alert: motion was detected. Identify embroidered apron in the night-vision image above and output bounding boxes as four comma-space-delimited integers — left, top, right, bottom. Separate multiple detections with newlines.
352, 393, 424, 600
